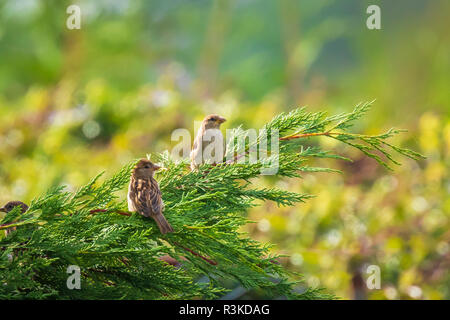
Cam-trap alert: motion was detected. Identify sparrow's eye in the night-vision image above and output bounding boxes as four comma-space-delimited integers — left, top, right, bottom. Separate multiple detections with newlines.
144, 165, 151, 169
6, 204, 12, 210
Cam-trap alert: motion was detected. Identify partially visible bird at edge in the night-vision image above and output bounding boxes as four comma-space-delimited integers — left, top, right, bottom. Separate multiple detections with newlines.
0, 201, 29, 237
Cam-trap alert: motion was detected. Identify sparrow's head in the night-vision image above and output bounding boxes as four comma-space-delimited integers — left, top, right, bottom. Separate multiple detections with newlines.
202, 114, 226, 130
0, 201, 29, 214
133, 159, 162, 179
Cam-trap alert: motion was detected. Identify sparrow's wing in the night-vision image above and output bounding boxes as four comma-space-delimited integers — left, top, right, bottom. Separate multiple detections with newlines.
148, 178, 163, 214
192, 126, 205, 151
131, 178, 162, 217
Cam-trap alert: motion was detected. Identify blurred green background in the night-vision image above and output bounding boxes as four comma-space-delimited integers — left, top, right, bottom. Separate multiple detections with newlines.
0, 0, 448, 299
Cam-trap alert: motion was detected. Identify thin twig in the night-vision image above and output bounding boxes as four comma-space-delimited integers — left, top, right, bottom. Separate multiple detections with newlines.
279, 131, 335, 141
89, 209, 131, 216
173, 241, 218, 266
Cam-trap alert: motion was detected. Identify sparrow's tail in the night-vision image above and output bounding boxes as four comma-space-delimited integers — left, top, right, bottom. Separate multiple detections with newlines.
153, 214, 174, 234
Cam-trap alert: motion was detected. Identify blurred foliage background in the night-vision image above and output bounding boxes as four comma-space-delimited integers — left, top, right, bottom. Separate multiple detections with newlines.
0, 0, 448, 299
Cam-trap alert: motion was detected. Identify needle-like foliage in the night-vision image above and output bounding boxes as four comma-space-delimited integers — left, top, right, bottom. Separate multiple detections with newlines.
0, 102, 423, 299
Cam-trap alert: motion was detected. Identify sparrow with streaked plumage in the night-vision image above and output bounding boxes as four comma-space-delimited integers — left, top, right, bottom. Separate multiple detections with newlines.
190, 114, 226, 170
128, 159, 174, 234
0, 201, 29, 237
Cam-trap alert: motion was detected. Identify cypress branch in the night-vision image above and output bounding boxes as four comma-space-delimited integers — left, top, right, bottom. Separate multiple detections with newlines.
0, 102, 423, 299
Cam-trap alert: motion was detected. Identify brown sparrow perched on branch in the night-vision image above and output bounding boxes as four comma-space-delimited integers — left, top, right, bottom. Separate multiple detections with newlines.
128, 159, 174, 234
0, 201, 29, 237
190, 114, 226, 170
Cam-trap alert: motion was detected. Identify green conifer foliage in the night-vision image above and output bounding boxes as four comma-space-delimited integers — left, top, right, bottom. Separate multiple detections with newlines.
0, 102, 423, 299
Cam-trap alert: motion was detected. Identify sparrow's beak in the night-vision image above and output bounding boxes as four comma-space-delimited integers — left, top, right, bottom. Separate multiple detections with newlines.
153, 164, 168, 171
217, 116, 226, 124
0, 207, 6, 213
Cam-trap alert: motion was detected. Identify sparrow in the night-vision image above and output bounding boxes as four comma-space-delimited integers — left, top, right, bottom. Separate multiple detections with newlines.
190, 114, 226, 170
0, 201, 29, 237
128, 159, 174, 234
